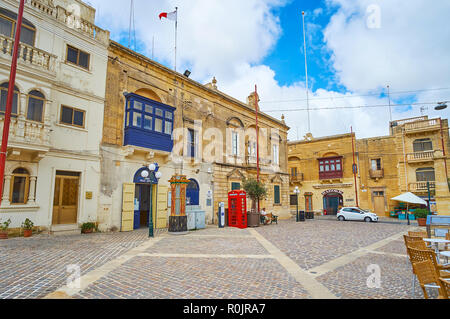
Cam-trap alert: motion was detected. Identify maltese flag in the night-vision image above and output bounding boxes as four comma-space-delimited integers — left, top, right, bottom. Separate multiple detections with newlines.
159, 10, 177, 21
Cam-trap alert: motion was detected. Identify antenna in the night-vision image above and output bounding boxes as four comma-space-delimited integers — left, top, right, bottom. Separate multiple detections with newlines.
301, 11, 311, 133
128, 0, 136, 50
387, 85, 392, 122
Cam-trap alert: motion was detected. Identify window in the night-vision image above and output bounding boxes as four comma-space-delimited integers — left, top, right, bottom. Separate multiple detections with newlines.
373, 191, 384, 196
66, 45, 90, 70
290, 194, 298, 205
0, 8, 36, 46
232, 131, 239, 156
10, 168, 29, 204
413, 139, 433, 152
247, 140, 256, 157
27, 90, 45, 122
416, 167, 435, 182
274, 185, 280, 204
231, 182, 241, 190
273, 144, 279, 165
187, 128, 196, 158
60, 105, 85, 128
318, 156, 343, 179
0, 82, 19, 116
371, 158, 382, 171
291, 167, 297, 177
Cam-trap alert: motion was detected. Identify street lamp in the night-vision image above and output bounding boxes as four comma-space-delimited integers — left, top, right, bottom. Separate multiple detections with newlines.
148, 164, 161, 237
294, 186, 300, 222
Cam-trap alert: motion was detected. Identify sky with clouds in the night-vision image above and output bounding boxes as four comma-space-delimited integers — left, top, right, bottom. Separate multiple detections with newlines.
88, 0, 450, 140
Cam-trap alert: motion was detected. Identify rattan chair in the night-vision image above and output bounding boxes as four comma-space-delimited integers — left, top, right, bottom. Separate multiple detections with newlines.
404, 235, 432, 296
407, 247, 450, 278
438, 278, 450, 299
408, 231, 428, 238
412, 259, 445, 299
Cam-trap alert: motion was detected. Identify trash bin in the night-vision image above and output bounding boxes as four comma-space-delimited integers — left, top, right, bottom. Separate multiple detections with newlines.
299, 211, 305, 222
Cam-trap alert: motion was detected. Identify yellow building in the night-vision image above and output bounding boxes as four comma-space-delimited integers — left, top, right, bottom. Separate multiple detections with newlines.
100, 41, 290, 232
288, 116, 450, 216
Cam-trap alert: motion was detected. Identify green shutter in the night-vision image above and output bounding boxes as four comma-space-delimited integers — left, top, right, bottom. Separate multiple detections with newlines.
274, 185, 280, 204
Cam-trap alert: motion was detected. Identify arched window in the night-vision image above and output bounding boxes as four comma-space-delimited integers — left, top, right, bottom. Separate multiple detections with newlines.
11, 168, 29, 204
0, 82, 19, 116
0, 8, 36, 46
27, 90, 45, 122
416, 167, 435, 182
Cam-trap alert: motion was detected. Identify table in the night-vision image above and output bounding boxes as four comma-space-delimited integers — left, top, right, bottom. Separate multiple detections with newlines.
423, 238, 450, 263
440, 251, 450, 264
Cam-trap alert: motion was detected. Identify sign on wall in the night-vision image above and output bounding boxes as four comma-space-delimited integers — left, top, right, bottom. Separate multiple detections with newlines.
321, 189, 344, 196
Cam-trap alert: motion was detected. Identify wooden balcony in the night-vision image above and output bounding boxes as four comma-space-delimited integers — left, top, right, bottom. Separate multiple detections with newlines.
409, 181, 436, 194
407, 150, 435, 163
319, 170, 343, 180
0, 34, 57, 74
369, 169, 384, 179
404, 119, 441, 135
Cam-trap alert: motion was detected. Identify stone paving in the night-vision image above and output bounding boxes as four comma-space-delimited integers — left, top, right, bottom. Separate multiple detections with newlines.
0, 218, 430, 299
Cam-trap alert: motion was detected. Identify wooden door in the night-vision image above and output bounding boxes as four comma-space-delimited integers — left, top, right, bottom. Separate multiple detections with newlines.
52, 174, 79, 225
373, 194, 385, 216
121, 183, 135, 231
156, 185, 168, 229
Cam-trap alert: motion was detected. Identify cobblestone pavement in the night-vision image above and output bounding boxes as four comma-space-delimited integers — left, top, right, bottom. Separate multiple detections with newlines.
1, 218, 427, 299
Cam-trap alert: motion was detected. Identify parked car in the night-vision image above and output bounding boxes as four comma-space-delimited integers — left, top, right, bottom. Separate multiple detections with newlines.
337, 207, 378, 222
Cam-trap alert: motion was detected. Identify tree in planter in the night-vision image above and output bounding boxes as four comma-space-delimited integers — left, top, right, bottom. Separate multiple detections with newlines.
414, 208, 429, 226
242, 178, 267, 213
81, 222, 97, 234
21, 218, 34, 238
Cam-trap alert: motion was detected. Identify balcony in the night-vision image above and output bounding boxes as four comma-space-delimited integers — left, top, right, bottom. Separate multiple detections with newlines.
409, 181, 436, 194
407, 150, 435, 163
369, 169, 384, 179
0, 34, 57, 74
0, 116, 51, 160
319, 170, 343, 181
404, 119, 441, 135
246, 155, 272, 166
290, 173, 304, 184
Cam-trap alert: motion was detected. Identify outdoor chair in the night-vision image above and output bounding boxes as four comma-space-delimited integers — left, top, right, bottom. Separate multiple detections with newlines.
438, 278, 450, 299
404, 235, 433, 296
412, 259, 445, 299
408, 231, 428, 238
407, 247, 450, 279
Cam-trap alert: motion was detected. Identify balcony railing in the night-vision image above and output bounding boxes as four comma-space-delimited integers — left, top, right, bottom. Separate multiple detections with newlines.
407, 150, 435, 162
404, 119, 440, 133
246, 155, 272, 166
319, 170, 343, 180
290, 173, 304, 183
0, 116, 51, 150
369, 169, 384, 179
409, 181, 436, 193
0, 34, 57, 73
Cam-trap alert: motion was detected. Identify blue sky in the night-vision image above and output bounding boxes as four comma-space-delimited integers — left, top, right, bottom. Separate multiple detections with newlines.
91, 0, 450, 139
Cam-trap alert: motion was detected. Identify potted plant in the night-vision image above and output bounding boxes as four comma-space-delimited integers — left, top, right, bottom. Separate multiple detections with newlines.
0, 218, 11, 239
414, 208, 429, 226
21, 218, 34, 238
242, 178, 267, 227
81, 222, 96, 234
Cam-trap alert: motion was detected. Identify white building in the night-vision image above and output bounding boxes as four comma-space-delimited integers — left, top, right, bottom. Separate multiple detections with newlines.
0, 0, 109, 234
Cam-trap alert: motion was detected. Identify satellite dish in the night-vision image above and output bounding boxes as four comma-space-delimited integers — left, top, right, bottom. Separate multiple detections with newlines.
435, 102, 448, 111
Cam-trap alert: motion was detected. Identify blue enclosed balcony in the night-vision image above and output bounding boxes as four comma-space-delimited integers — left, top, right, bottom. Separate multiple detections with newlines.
123, 93, 175, 152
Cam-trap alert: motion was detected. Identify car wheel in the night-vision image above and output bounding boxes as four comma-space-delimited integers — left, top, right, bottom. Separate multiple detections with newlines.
338, 216, 345, 221
364, 217, 372, 222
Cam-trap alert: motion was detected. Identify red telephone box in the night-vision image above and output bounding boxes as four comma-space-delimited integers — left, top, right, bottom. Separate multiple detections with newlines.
228, 190, 247, 229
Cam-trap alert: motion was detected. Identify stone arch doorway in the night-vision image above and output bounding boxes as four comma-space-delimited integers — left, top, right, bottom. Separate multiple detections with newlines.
186, 178, 199, 206
323, 191, 344, 215
133, 167, 158, 229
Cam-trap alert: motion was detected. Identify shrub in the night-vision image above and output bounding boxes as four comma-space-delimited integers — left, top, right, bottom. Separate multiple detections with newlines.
0, 218, 11, 232
414, 208, 429, 219
21, 218, 34, 230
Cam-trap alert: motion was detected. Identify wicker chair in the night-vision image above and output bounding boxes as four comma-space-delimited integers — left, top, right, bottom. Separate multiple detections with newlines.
404, 235, 432, 296
407, 247, 450, 279
438, 278, 450, 299
412, 259, 445, 299
408, 231, 428, 238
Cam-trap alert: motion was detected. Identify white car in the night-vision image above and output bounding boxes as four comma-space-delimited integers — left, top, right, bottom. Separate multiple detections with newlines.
337, 207, 378, 222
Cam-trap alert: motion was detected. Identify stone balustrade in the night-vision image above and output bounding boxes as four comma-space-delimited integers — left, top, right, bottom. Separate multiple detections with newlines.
407, 150, 435, 162
404, 119, 440, 133
409, 181, 436, 193
0, 116, 51, 150
0, 34, 57, 73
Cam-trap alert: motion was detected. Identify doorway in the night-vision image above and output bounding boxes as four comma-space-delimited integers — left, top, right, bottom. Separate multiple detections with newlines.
323, 193, 343, 215
134, 184, 153, 229
52, 171, 80, 225
373, 191, 385, 216
186, 179, 199, 206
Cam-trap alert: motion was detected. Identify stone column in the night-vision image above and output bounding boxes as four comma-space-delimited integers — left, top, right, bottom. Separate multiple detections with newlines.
19, 93, 27, 119
28, 176, 37, 204
2, 175, 11, 206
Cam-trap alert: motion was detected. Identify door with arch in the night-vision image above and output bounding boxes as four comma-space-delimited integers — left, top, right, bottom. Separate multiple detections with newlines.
186, 179, 199, 206
323, 192, 343, 215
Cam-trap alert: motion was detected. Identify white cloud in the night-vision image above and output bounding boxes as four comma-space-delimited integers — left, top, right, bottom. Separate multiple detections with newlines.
89, 0, 450, 141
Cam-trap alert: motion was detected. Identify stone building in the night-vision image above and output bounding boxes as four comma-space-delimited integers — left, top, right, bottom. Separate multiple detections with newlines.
288, 116, 450, 216
100, 41, 290, 232
0, 0, 109, 233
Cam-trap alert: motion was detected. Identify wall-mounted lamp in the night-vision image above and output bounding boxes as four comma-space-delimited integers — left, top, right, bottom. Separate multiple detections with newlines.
183, 70, 191, 77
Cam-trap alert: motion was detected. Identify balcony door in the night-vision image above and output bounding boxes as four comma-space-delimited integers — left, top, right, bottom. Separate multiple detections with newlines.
52, 171, 80, 225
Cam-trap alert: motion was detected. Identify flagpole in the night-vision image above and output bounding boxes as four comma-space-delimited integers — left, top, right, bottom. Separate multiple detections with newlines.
255, 85, 260, 213
174, 7, 178, 72
301, 11, 311, 133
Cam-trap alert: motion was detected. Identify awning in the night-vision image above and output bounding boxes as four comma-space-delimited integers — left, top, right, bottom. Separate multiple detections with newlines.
391, 192, 427, 205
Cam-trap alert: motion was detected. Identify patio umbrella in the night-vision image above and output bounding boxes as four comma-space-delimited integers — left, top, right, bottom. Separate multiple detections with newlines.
391, 192, 427, 206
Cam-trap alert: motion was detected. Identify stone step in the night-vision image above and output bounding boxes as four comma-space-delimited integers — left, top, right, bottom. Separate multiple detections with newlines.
50, 224, 81, 236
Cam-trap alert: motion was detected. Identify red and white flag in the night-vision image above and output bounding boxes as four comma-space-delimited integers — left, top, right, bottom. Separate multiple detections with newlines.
159, 10, 177, 21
